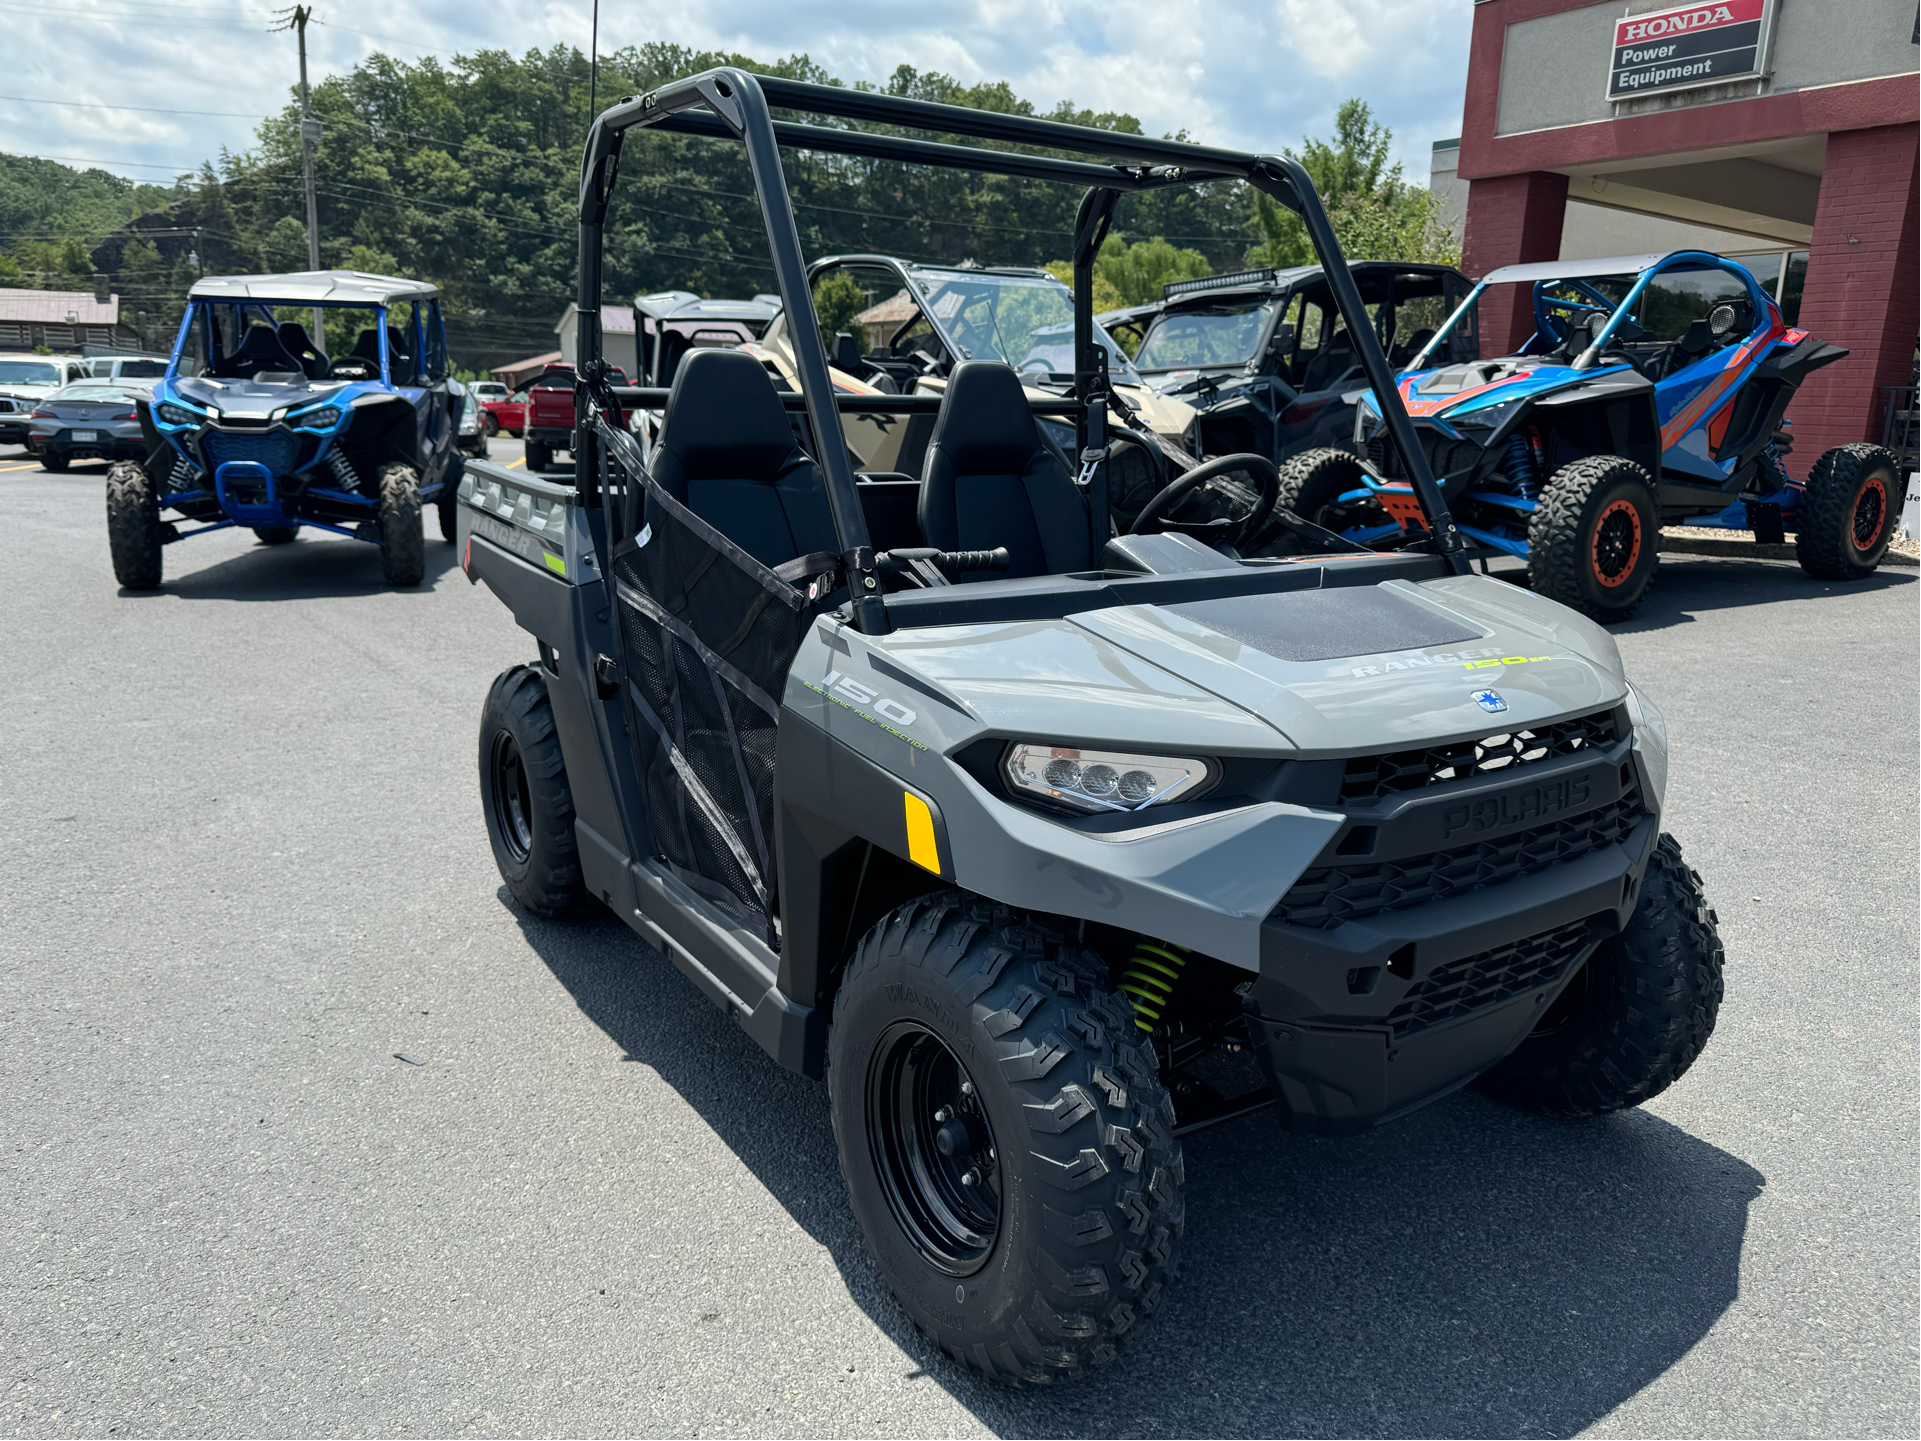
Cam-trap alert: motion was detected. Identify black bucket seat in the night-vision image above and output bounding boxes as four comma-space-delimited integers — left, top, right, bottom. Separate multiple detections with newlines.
917, 360, 1089, 579
649, 347, 838, 570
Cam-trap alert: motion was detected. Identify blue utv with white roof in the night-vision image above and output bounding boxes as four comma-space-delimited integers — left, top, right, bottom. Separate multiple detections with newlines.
105, 270, 463, 590
1280, 251, 1895, 621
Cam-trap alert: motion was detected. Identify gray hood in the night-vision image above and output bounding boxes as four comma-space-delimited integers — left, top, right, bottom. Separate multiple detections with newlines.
860, 574, 1626, 760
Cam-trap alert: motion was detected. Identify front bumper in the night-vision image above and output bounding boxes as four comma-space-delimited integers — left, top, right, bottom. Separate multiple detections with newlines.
1247, 803, 1659, 1135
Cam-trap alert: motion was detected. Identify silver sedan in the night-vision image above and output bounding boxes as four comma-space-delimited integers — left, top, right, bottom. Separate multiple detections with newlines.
28, 382, 151, 472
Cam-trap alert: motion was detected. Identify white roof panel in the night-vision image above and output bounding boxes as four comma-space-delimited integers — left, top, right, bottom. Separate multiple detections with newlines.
188, 270, 438, 305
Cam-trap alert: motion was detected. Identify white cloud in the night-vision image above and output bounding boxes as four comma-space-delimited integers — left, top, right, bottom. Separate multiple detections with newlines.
0, 0, 1471, 188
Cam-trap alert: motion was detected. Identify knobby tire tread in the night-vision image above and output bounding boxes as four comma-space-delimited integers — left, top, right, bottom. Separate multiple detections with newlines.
479, 664, 585, 915
829, 892, 1184, 1387
1477, 833, 1723, 1117
105, 460, 162, 589
377, 462, 425, 586
1528, 454, 1657, 623
1795, 443, 1898, 581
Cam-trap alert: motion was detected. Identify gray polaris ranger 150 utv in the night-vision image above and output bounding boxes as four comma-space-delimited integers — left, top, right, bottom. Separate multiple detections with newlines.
458, 70, 1724, 1386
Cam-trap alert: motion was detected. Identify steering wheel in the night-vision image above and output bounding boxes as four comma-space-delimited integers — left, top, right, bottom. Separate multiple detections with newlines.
1127, 452, 1280, 551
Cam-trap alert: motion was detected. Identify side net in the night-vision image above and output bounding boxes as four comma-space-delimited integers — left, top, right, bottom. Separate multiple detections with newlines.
602, 426, 835, 940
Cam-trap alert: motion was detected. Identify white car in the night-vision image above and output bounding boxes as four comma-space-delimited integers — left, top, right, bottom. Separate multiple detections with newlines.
0, 354, 90, 447
86, 354, 170, 382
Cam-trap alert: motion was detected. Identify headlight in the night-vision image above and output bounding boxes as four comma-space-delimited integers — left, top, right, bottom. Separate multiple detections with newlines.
1001, 742, 1214, 815
292, 406, 343, 430
1448, 396, 1528, 439
1623, 684, 1668, 809
157, 403, 200, 427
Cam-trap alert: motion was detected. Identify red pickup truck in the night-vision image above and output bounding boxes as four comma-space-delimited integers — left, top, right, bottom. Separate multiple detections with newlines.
523, 363, 630, 473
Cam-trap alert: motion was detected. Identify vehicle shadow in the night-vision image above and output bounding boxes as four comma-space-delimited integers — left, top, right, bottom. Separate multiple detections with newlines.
120, 534, 462, 601
512, 899, 1763, 1439
1609, 553, 1913, 634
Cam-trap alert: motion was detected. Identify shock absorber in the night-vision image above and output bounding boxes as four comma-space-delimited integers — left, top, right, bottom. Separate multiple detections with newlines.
1119, 938, 1191, 1033
328, 448, 362, 492
1505, 429, 1538, 500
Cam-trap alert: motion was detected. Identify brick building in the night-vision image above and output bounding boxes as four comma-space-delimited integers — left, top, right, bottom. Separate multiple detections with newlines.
1454, 0, 1918, 472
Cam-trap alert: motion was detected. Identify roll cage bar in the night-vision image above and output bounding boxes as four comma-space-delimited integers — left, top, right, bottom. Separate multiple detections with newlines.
569, 68, 1471, 634
1404, 250, 1773, 375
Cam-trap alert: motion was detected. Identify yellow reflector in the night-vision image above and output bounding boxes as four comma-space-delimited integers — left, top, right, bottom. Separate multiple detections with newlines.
903, 792, 940, 874
542, 550, 567, 575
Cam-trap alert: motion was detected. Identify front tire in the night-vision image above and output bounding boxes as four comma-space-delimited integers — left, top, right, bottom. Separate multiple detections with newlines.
252, 526, 298, 545
479, 665, 585, 915
376, 462, 425, 586
1795, 443, 1900, 580
829, 894, 1184, 1386
105, 460, 162, 589
1529, 455, 1659, 622
1275, 446, 1390, 541
1477, 834, 1723, 1117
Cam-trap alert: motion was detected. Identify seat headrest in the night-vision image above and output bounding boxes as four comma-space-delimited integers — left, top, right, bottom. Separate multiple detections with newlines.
658, 348, 799, 481
928, 361, 1042, 472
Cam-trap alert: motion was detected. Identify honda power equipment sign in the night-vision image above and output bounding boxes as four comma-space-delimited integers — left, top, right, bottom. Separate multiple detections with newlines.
1608, 0, 1776, 100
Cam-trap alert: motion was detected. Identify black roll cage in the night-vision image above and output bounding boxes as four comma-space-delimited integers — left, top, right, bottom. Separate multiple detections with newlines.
569, 68, 1469, 634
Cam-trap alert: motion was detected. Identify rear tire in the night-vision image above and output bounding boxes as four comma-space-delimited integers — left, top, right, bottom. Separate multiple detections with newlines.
1528, 455, 1658, 622
479, 664, 585, 916
252, 526, 298, 545
524, 441, 552, 474
1477, 834, 1723, 1116
105, 460, 162, 589
829, 894, 1184, 1386
482, 412, 499, 437
1795, 443, 1899, 580
42, 451, 69, 472
376, 462, 425, 586
1275, 447, 1389, 540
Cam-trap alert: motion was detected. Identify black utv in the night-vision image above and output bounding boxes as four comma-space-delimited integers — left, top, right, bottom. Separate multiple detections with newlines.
1100, 260, 1477, 462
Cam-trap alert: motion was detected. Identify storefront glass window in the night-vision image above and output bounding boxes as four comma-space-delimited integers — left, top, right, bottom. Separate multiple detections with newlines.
1778, 252, 1808, 326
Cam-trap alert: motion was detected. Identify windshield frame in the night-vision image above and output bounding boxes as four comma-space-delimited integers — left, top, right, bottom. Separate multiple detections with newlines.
901, 263, 1142, 383
1133, 295, 1282, 372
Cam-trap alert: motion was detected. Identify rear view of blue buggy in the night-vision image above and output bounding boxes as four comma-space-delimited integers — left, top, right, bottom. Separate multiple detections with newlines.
105, 271, 465, 590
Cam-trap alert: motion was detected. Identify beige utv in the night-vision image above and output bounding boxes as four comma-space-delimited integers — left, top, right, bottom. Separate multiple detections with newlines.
743, 253, 1197, 478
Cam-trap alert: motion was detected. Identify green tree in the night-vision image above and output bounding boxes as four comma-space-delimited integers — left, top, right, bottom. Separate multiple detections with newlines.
812, 271, 868, 348
263, 216, 310, 272
1247, 99, 1454, 268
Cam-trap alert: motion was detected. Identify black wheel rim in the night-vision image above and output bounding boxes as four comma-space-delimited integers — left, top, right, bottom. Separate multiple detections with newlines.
866, 1021, 1001, 1276
1852, 476, 1888, 550
488, 730, 534, 863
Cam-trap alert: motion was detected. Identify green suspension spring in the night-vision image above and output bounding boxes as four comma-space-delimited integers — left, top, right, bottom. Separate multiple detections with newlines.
1119, 939, 1191, 1033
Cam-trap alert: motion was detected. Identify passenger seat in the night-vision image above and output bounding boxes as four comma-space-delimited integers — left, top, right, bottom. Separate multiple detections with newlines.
917, 360, 1090, 579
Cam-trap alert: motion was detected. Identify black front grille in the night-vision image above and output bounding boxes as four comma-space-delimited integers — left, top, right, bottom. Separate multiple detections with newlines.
1367, 428, 1482, 482
1386, 918, 1593, 1039
1341, 709, 1622, 803
203, 428, 296, 474
1275, 784, 1644, 930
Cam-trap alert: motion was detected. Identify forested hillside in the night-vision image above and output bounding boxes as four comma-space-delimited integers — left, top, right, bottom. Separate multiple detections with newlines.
0, 44, 1453, 368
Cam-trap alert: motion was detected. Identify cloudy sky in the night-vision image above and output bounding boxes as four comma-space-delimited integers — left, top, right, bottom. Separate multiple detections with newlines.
5, 0, 1472, 186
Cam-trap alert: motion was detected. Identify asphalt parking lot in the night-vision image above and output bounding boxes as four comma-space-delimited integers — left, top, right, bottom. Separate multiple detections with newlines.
3, 441, 1916, 1438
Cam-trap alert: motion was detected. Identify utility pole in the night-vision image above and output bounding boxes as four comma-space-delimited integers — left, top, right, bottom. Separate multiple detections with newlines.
274, 5, 325, 345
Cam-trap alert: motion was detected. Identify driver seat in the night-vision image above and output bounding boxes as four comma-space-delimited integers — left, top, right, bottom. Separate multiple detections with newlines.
213, 323, 304, 378
647, 347, 838, 570
918, 361, 1089, 579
